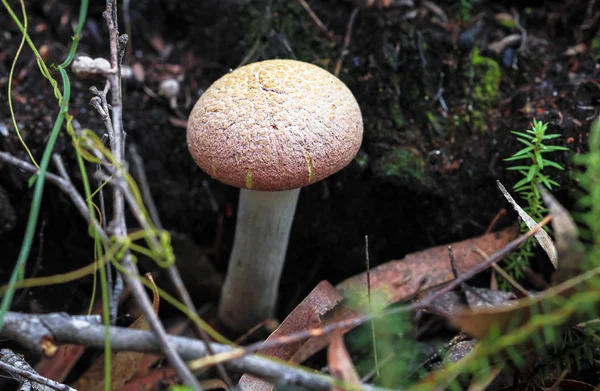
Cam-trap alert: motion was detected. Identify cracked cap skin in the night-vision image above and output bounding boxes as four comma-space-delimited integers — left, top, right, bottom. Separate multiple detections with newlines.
187, 59, 363, 191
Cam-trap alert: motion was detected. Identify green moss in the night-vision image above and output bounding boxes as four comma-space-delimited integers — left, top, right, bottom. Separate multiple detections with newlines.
592, 37, 600, 61
497, 18, 517, 29
426, 111, 445, 137
237, 1, 331, 66
375, 148, 424, 187
468, 109, 488, 133
470, 47, 501, 104
389, 99, 406, 128
454, 47, 501, 133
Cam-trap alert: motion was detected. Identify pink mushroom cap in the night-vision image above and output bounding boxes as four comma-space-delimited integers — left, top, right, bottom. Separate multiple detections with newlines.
187, 59, 363, 191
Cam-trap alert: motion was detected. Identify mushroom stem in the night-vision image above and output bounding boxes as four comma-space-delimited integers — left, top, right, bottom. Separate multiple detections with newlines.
218, 188, 300, 331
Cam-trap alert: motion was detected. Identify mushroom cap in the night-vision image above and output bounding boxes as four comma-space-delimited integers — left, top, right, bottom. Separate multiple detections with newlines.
187, 59, 363, 191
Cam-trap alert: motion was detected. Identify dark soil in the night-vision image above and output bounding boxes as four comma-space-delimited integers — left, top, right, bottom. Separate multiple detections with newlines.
0, 0, 598, 347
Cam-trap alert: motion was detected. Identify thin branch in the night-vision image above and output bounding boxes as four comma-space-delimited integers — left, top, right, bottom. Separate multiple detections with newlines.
297, 0, 334, 41
0, 349, 75, 391
334, 7, 359, 77
0, 312, 388, 391
99, 1, 200, 388
129, 144, 234, 388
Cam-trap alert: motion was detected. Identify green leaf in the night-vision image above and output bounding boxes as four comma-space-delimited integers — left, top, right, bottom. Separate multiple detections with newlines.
526, 165, 537, 182
548, 179, 560, 186
505, 153, 534, 161
535, 151, 544, 168
541, 145, 569, 152
514, 177, 530, 189
512, 145, 535, 157
544, 160, 565, 170
517, 138, 535, 148
542, 133, 561, 139
538, 174, 553, 189
511, 131, 532, 139
28, 174, 39, 188
506, 166, 531, 171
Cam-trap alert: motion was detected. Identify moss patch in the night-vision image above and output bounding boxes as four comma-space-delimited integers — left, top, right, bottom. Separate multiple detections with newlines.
374, 148, 424, 188
470, 47, 501, 104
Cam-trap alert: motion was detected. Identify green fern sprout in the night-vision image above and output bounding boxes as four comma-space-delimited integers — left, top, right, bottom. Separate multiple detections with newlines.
503, 119, 569, 280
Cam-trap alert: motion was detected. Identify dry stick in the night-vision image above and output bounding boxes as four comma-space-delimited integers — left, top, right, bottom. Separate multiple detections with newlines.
0, 152, 93, 229
512, 8, 527, 53
128, 145, 234, 388
1, 151, 201, 387
0, 349, 75, 391
0, 312, 388, 391
473, 247, 531, 297
334, 7, 359, 77
365, 235, 379, 378
90, 88, 123, 323
297, 0, 334, 41
0, 152, 220, 387
100, 1, 200, 388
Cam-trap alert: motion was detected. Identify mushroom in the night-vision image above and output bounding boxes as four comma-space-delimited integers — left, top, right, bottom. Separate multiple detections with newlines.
187, 59, 363, 331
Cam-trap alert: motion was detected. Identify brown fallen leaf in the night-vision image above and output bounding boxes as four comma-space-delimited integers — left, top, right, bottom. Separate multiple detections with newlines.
452, 191, 591, 340
497, 181, 557, 268
337, 226, 518, 303
73, 274, 160, 391
328, 331, 361, 390
450, 267, 600, 340
240, 227, 517, 391
238, 281, 343, 391
539, 188, 586, 284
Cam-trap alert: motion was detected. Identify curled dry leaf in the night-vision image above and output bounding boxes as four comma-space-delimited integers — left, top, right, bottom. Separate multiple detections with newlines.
539, 187, 586, 284
497, 181, 557, 267
238, 281, 343, 391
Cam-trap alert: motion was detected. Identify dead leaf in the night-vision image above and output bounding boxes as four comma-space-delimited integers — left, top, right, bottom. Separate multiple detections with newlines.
337, 226, 518, 302
239, 227, 517, 391
450, 267, 600, 340
238, 281, 343, 391
73, 274, 160, 391
497, 181, 557, 267
539, 188, 586, 284
328, 332, 361, 390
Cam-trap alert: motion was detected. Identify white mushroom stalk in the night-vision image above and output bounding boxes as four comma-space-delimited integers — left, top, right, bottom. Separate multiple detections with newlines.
187, 59, 363, 332
218, 189, 300, 329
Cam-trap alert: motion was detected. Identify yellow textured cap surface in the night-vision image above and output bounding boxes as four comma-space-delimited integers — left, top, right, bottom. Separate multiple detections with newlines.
187, 59, 363, 191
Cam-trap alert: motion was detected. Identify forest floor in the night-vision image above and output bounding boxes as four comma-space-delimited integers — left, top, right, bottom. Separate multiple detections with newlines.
0, 0, 599, 389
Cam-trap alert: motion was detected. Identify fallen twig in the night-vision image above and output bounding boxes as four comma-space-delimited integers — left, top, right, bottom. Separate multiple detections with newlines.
97, 1, 200, 388
0, 349, 75, 391
129, 145, 234, 388
0, 312, 387, 391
